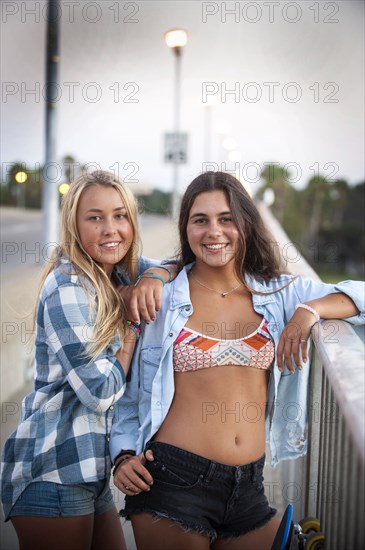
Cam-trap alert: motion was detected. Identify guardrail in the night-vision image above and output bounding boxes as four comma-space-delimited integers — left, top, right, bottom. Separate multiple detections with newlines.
258, 203, 365, 549
306, 320, 364, 549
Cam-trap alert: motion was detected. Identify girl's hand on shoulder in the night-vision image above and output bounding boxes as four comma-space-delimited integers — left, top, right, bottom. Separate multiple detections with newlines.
277, 308, 318, 374
118, 266, 176, 324
117, 281, 158, 324
113, 450, 154, 495
129, 272, 165, 324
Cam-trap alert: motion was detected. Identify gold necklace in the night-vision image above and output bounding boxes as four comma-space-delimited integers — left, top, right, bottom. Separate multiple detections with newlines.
189, 271, 242, 298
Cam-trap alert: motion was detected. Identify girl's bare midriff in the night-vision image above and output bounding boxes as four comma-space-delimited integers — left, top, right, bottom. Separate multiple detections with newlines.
154, 366, 269, 465
154, 289, 271, 466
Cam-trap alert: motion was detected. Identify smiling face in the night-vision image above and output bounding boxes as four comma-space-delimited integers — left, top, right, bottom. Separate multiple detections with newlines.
186, 190, 240, 270
76, 184, 134, 277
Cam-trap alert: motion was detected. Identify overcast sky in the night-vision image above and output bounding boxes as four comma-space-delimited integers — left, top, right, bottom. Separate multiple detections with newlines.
1, 0, 364, 194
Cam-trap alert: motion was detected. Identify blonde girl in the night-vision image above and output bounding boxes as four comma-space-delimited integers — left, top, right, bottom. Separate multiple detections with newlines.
1, 170, 174, 550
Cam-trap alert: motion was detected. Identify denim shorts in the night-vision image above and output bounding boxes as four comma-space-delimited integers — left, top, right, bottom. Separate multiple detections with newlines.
5, 479, 114, 520
122, 441, 276, 540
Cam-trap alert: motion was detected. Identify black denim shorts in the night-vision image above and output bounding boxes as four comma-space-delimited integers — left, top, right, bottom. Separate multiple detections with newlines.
121, 441, 276, 541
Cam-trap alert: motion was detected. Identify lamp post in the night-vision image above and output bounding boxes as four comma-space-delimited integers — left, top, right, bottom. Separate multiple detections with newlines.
203, 96, 217, 164
42, 0, 60, 253
164, 28, 187, 219
15, 170, 28, 208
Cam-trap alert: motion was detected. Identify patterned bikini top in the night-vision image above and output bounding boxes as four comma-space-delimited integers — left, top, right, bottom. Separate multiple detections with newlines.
173, 318, 274, 373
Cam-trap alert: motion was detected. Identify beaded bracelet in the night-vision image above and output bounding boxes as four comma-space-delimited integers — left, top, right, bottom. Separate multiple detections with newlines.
156, 265, 173, 283
134, 273, 166, 287
126, 320, 141, 339
295, 303, 320, 322
113, 450, 136, 476
114, 449, 136, 464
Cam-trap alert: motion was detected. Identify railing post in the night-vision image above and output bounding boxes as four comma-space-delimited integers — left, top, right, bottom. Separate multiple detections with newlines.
306, 343, 323, 518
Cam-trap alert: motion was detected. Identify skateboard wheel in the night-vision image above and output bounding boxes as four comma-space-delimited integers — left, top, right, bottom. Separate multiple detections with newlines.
305, 531, 325, 550
298, 517, 320, 534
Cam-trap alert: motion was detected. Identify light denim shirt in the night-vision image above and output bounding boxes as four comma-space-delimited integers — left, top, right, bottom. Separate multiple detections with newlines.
110, 264, 365, 467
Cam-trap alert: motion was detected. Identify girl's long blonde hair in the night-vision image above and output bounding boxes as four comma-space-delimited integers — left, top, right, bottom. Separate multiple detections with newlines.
36, 170, 141, 359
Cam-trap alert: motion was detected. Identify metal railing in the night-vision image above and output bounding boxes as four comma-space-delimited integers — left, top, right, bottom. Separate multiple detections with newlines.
305, 320, 365, 549
258, 203, 365, 549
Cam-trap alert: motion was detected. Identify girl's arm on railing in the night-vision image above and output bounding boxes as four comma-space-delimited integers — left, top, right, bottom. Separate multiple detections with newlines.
306, 292, 359, 319
277, 291, 361, 373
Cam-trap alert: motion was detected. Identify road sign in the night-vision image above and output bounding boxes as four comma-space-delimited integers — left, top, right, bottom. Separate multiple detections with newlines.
164, 132, 188, 164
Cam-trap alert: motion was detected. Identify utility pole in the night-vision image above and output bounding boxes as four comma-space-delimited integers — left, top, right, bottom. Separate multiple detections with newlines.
164, 29, 188, 219
42, 0, 60, 252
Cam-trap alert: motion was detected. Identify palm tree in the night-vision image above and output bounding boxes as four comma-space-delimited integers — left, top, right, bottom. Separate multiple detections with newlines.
62, 155, 77, 182
303, 175, 330, 242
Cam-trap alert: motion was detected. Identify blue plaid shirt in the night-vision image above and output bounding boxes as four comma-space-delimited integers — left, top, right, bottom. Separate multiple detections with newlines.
1, 256, 157, 513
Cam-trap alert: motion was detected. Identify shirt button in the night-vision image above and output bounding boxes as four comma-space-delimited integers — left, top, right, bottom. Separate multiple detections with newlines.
169, 332, 173, 337
107, 436, 110, 441
156, 401, 161, 406
110, 405, 114, 411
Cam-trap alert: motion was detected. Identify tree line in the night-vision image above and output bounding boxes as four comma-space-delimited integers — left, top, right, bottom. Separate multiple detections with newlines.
256, 165, 364, 280
1, 160, 363, 279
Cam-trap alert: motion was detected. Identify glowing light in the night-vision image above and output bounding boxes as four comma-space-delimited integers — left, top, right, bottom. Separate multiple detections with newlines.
164, 29, 188, 48
15, 171, 28, 184
59, 183, 70, 195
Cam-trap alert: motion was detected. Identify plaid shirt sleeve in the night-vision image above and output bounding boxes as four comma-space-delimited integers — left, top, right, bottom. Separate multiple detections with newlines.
39, 281, 126, 412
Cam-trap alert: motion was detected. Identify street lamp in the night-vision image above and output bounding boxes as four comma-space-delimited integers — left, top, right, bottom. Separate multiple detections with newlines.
15, 171, 28, 184
164, 29, 187, 49
59, 183, 70, 196
164, 28, 188, 219
15, 171, 28, 208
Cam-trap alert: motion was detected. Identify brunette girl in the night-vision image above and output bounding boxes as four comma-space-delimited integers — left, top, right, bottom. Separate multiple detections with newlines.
111, 171, 364, 550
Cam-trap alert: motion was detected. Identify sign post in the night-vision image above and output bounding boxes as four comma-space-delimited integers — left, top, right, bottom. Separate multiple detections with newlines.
164, 132, 188, 218
164, 132, 188, 164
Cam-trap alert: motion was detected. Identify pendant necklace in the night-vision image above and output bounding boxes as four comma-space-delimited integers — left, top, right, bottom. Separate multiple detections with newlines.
189, 270, 242, 298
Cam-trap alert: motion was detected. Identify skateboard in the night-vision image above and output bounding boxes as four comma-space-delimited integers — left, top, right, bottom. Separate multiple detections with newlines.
271, 504, 325, 550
